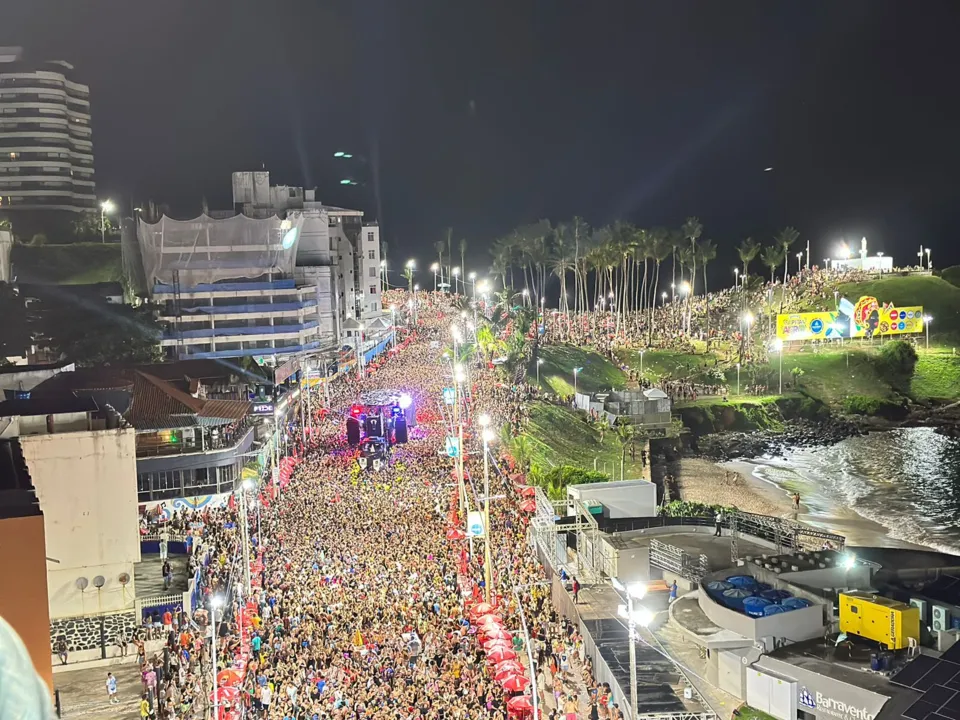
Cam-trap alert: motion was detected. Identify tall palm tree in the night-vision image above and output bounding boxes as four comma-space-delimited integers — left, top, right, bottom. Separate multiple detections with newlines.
613, 419, 636, 481
550, 223, 574, 314
682, 217, 703, 336
699, 239, 717, 341
445, 227, 454, 288
648, 228, 672, 344
569, 216, 589, 314
737, 237, 760, 281
459, 237, 468, 285
776, 226, 800, 285
762, 244, 785, 283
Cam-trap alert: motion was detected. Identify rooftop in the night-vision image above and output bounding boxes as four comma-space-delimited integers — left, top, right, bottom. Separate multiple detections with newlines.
0, 396, 99, 418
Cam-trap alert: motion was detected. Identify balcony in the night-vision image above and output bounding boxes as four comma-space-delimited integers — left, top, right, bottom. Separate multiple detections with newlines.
136, 421, 255, 458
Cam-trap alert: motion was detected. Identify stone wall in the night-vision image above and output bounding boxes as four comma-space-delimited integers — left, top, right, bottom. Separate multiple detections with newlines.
50, 611, 137, 654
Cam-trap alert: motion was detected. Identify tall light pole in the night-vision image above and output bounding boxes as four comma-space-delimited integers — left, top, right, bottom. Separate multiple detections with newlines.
612, 579, 651, 720
452, 266, 461, 295
389, 304, 398, 348
210, 595, 224, 720
734, 267, 739, 289
521, 288, 529, 308
796, 251, 803, 274
661, 292, 667, 306
924, 315, 932, 350
99, 199, 114, 244
380, 259, 387, 292
736, 363, 740, 396
356, 323, 365, 378
536, 358, 544, 387
239, 479, 253, 595
573, 366, 582, 396
926, 247, 932, 270
468, 271, 477, 299
479, 414, 495, 603
639, 350, 645, 378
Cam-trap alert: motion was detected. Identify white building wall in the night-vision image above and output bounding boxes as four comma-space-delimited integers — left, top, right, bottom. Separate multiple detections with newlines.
21, 428, 141, 619
358, 224, 382, 318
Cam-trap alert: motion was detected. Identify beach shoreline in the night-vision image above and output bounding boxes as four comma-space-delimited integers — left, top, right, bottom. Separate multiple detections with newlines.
674, 456, 925, 550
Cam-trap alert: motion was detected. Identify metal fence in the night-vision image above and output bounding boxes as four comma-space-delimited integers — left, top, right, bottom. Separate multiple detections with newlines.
649, 539, 709, 582
134, 591, 191, 623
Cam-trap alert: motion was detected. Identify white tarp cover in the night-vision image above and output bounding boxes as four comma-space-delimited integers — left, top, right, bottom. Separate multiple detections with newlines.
138, 213, 304, 289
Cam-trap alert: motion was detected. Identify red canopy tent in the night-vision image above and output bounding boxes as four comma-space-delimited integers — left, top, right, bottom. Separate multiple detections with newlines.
445, 528, 466, 540
518, 499, 537, 512
501, 675, 531, 693
519, 486, 537, 497
507, 696, 534, 715
486, 647, 517, 664
470, 602, 497, 618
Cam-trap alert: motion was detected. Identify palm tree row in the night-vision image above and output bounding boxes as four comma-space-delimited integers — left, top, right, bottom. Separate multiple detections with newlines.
489, 219, 803, 327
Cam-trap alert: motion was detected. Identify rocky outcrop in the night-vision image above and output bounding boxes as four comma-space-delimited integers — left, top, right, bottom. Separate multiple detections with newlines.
692, 416, 862, 461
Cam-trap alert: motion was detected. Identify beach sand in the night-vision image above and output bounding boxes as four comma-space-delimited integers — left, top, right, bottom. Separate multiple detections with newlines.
673, 457, 923, 550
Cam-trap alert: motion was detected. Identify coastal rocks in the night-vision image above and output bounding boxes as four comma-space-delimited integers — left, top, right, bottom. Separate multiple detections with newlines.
49, 611, 137, 653
692, 417, 861, 461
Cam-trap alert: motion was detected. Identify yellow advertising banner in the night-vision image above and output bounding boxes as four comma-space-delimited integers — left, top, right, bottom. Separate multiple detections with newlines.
776, 311, 847, 341
776, 297, 924, 341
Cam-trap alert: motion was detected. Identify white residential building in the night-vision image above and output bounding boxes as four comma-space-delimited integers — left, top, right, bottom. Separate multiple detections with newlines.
0, 47, 96, 213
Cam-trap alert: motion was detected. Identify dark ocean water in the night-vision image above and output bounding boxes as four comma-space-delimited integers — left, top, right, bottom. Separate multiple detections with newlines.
749, 427, 960, 554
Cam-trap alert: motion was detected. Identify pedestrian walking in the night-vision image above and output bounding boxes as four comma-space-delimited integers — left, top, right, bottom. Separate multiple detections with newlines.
106, 672, 119, 704
669, 580, 678, 603
714, 510, 724, 537
793, 492, 801, 510
572, 576, 580, 604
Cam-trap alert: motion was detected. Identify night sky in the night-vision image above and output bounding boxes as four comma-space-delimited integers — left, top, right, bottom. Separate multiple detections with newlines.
6, 0, 960, 279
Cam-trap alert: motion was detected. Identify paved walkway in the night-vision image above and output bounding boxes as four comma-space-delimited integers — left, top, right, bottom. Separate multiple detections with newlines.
134, 554, 189, 597
56, 662, 146, 719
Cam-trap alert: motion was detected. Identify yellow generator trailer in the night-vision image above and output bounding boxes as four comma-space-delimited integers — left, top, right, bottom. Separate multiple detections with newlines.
838, 591, 919, 650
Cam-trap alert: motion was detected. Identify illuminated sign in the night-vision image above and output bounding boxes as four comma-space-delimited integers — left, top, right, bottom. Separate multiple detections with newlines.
252, 402, 275, 416
467, 511, 485, 538
777, 296, 923, 341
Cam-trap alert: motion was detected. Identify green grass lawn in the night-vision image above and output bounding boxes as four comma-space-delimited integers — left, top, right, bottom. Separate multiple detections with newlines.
522, 401, 646, 479
912, 348, 960, 401
531, 345, 627, 395
613, 348, 725, 384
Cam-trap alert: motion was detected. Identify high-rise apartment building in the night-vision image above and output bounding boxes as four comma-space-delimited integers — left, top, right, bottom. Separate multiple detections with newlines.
0, 47, 96, 213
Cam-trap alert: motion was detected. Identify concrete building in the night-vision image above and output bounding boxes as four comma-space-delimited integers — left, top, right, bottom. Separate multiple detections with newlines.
133, 171, 387, 363
29, 362, 258, 507
0, 434, 52, 691
0, 47, 96, 214
0, 396, 140, 620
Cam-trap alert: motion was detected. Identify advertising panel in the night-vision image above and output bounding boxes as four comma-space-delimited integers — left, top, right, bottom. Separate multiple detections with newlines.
777, 297, 923, 341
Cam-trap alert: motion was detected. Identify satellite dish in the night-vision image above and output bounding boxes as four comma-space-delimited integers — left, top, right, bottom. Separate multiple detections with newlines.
75, 577, 89, 591
93, 576, 106, 588
118, 573, 130, 585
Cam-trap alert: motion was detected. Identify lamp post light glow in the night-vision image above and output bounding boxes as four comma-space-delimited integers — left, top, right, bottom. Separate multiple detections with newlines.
736, 362, 741, 396
639, 349, 645, 377
99, 199, 115, 244
796, 252, 803, 274
924, 315, 932, 349
452, 266, 461, 295
661, 291, 668, 305
573, 366, 583, 396
536, 358, 544, 387
734, 267, 739, 289
926, 247, 932, 269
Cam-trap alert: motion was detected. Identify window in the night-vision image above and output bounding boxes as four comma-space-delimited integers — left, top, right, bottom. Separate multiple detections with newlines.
8, 152, 18, 160
369, 285, 378, 295
368, 250, 375, 260
367, 232, 374, 242
369, 267, 377, 278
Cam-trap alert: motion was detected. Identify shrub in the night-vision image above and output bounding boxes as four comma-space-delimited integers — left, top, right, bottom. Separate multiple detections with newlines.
843, 395, 881, 415
875, 340, 918, 392
658, 500, 736, 517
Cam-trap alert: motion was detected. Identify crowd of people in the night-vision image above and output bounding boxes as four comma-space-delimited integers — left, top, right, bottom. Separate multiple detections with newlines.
131, 292, 613, 720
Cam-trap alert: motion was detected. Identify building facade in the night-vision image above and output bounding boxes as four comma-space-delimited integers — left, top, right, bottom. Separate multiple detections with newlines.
0, 399, 140, 620
0, 47, 96, 213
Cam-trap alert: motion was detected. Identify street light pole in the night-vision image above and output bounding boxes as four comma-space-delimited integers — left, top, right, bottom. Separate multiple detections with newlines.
239, 480, 253, 596
573, 367, 581, 396
639, 350, 645, 378
210, 596, 223, 720
924, 315, 932, 350
536, 358, 544, 387
99, 199, 114, 244
479, 416, 495, 604
612, 579, 649, 720
736, 363, 740, 396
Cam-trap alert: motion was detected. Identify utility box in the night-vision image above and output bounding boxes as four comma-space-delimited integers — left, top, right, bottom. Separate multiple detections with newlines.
839, 591, 920, 650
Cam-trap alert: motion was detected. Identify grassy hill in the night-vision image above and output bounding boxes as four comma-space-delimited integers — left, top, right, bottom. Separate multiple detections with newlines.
531, 344, 626, 394
11, 243, 123, 284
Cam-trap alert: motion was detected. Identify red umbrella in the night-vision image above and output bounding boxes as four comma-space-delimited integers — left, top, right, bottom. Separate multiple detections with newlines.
501, 674, 531, 693
520, 486, 537, 497
507, 696, 534, 714
483, 638, 513, 652
508, 474, 525, 484
445, 527, 466, 540
476, 613, 502, 626
217, 669, 242, 687
486, 647, 517, 664
518, 499, 537, 512
495, 659, 525, 675
482, 626, 512, 641
211, 686, 240, 703
470, 602, 496, 618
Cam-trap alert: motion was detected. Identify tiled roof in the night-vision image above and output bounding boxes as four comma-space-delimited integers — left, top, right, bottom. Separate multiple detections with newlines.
124, 372, 250, 430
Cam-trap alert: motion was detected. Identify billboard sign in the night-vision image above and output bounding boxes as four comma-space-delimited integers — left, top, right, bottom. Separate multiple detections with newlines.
442, 387, 456, 405
252, 402, 275, 416
467, 510, 485, 538
445, 436, 460, 458
777, 297, 923, 341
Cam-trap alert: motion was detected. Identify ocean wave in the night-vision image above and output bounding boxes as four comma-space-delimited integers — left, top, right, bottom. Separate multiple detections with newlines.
747, 428, 960, 555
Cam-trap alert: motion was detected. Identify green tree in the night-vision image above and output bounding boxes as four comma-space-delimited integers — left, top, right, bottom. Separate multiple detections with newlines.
699, 239, 717, 341
789, 366, 805, 388
877, 340, 919, 393
775, 226, 800, 286
40, 297, 162, 366
72, 211, 116, 241
761, 244, 786, 283
738, 237, 760, 279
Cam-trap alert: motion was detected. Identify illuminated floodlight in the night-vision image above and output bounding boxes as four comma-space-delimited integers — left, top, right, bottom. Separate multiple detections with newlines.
398, 393, 413, 410
627, 582, 647, 600
841, 554, 857, 570
482, 428, 496, 443
281, 226, 299, 249
478, 413, 491, 427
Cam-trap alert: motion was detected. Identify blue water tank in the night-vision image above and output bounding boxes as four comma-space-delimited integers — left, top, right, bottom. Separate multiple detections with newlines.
743, 596, 773, 617
706, 581, 733, 598
722, 587, 754, 610
761, 589, 793, 603
781, 597, 811, 610
763, 604, 788, 616
755, 582, 773, 593
726, 575, 759, 590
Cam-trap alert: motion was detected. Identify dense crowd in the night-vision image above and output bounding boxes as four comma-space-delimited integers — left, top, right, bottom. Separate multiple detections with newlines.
131, 293, 613, 720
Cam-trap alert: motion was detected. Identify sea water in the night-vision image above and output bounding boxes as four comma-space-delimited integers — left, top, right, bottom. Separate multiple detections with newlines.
747, 427, 960, 554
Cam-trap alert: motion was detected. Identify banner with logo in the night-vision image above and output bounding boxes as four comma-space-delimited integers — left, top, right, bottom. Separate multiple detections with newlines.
776, 311, 848, 341
777, 297, 923, 341
849, 297, 923, 338
467, 511, 485, 538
